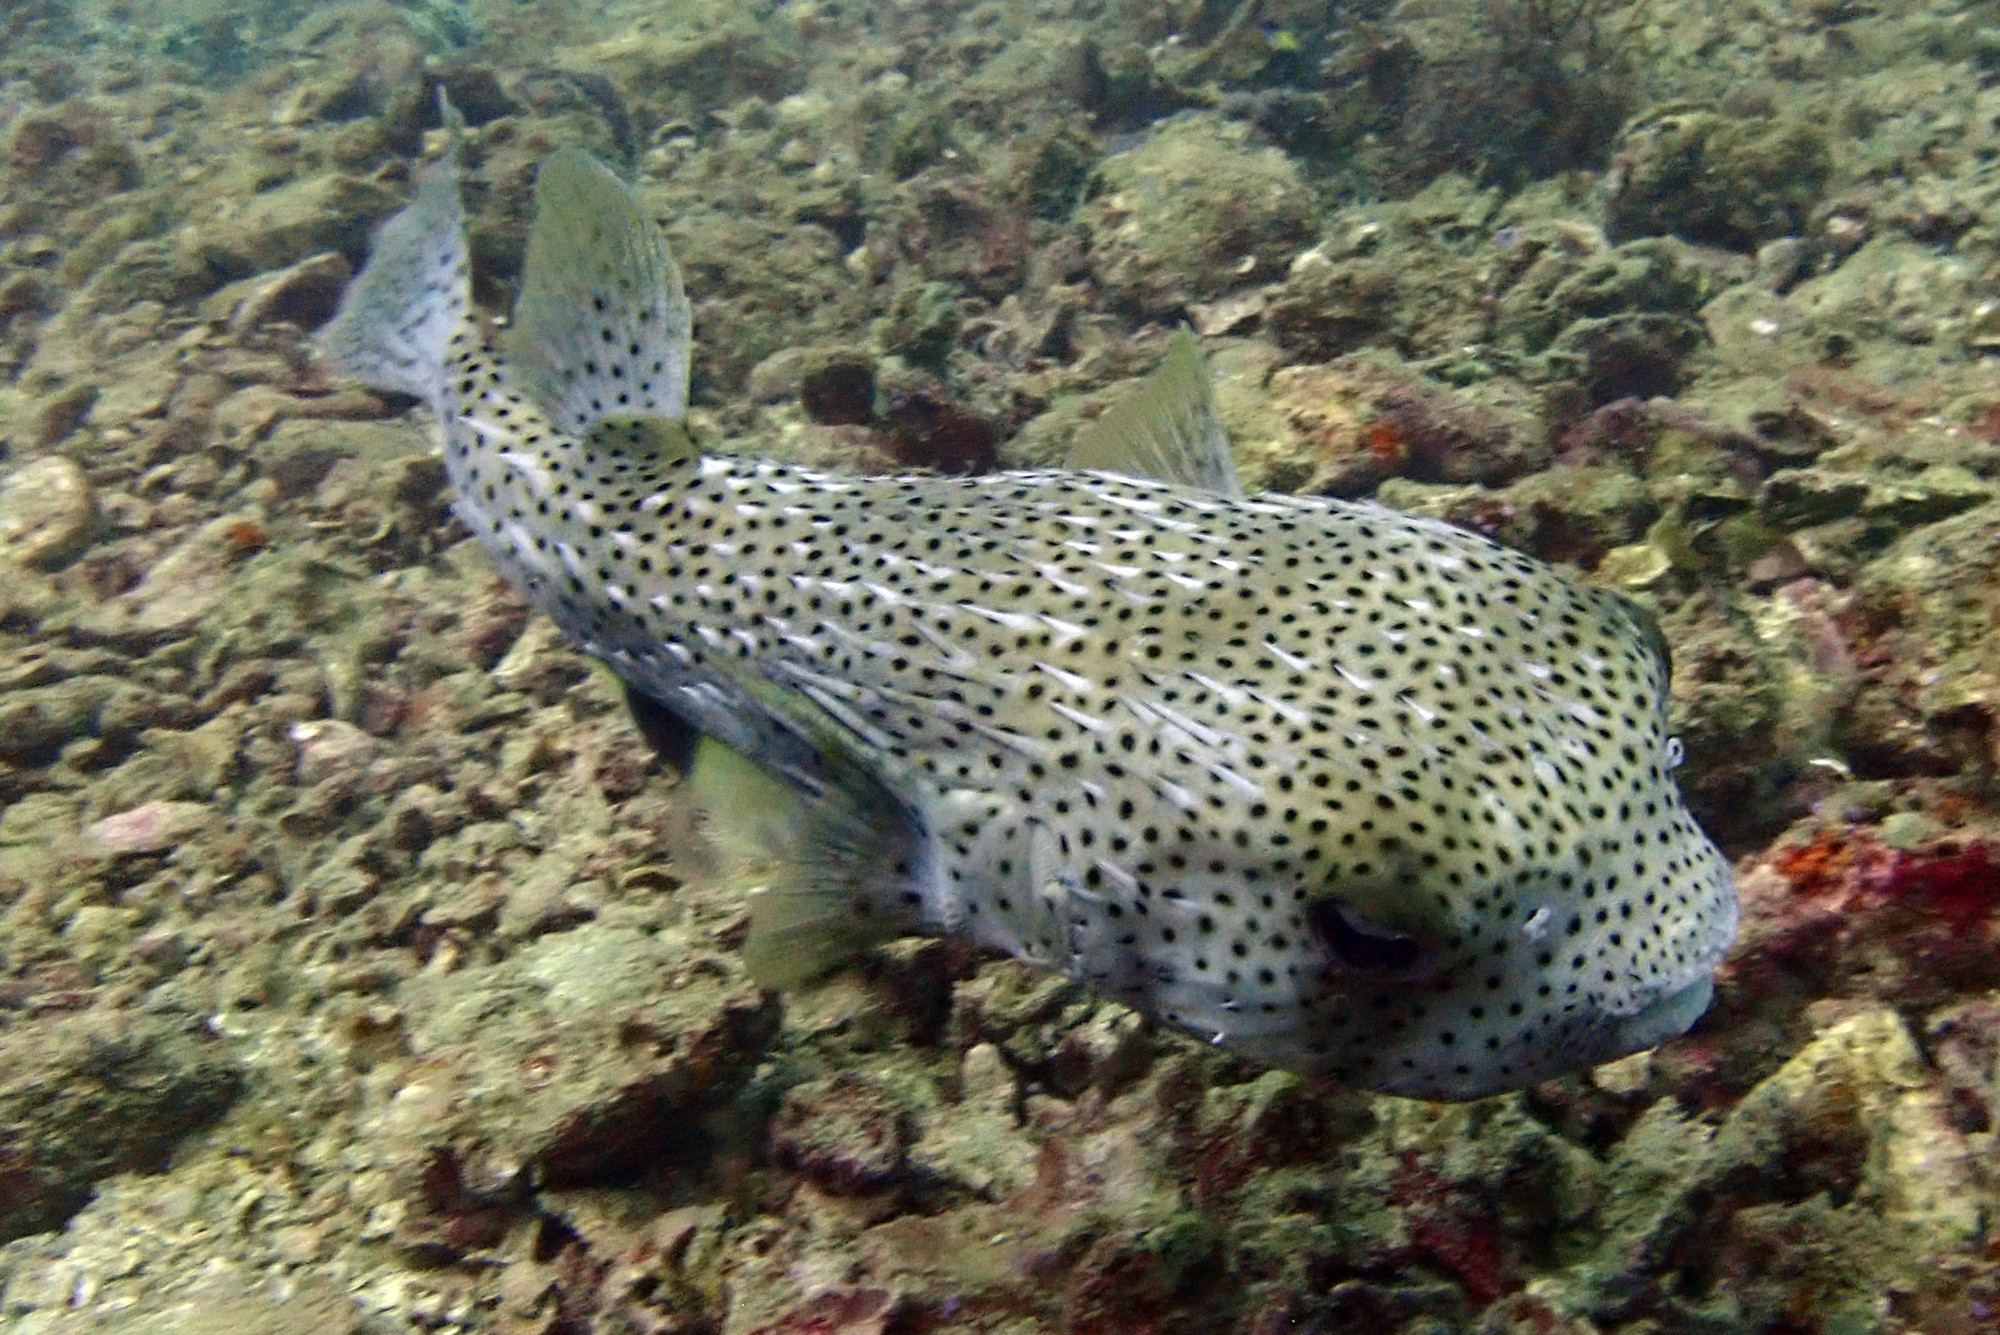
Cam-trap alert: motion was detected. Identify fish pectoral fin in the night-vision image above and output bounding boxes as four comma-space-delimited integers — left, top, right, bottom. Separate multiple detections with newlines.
1066, 328, 1244, 499
687, 736, 918, 990
507, 147, 693, 436
742, 881, 908, 990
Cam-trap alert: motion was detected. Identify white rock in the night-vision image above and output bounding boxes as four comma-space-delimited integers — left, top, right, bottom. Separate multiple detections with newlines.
0, 455, 96, 570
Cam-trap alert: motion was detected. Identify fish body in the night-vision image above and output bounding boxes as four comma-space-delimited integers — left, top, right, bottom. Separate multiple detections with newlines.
321, 138, 1736, 1100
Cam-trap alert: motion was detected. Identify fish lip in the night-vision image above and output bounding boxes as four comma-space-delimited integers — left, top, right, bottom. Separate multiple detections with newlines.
1605, 973, 1716, 1055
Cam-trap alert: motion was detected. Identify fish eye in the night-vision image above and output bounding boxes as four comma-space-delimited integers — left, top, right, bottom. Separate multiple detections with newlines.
1307, 898, 1431, 975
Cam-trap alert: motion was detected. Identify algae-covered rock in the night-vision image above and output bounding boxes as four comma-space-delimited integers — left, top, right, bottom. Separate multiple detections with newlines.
1607, 109, 1832, 249
1549, 311, 1708, 404
208, 250, 352, 334
1656, 590, 1799, 845
1492, 232, 1709, 352
1833, 500, 2000, 777
1557, 1007, 1983, 1328
1229, 358, 1384, 497
655, 200, 870, 401
1378, 464, 1655, 570
1233, 349, 1550, 497
797, 347, 877, 426
0, 675, 126, 765
14, 1271, 371, 1335
770, 1071, 912, 1197
1723, 817, 2000, 1058
1784, 235, 1983, 374
382, 922, 778, 1188
0, 1010, 242, 1242
1082, 114, 1316, 316
46, 239, 203, 327
29, 382, 95, 448
1860, 463, 1995, 527
1265, 246, 1396, 363
876, 280, 962, 373
1762, 466, 1874, 527
1763, 462, 1994, 538
0, 792, 79, 850
1491, 463, 1658, 566
907, 1042, 1038, 1199
562, 9, 802, 128
83, 799, 215, 855
180, 173, 401, 289
82, 513, 269, 643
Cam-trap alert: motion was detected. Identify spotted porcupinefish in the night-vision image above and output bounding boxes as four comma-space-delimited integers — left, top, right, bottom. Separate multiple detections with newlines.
318, 131, 1736, 1100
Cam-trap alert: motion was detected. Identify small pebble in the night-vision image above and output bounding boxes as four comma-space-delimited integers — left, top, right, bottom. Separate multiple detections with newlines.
86, 800, 213, 854
0, 455, 97, 570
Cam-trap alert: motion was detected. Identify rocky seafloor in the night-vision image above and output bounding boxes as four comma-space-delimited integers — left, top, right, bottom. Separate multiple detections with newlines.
2, 0, 2000, 1330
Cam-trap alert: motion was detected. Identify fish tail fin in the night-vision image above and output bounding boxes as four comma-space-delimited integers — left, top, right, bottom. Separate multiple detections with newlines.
687, 737, 919, 990
316, 135, 468, 410
508, 148, 692, 436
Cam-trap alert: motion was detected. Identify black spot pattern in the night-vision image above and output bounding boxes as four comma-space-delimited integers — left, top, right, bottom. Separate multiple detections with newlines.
435, 340, 1736, 1101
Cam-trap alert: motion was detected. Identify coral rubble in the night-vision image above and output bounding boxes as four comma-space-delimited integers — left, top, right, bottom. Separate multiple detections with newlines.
3, 0, 2000, 1330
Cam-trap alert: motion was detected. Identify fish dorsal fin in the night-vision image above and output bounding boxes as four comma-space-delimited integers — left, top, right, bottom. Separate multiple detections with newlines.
688, 735, 918, 989
1067, 328, 1243, 499
509, 148, 692, 436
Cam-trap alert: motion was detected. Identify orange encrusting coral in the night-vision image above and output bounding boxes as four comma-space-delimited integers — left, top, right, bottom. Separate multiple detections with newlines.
1363, 418, 1407, 466
1770, 827, 1999, 928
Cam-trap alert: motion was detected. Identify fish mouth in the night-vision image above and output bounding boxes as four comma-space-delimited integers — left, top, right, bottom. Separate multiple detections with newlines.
1371, 972, 1719, 1102
1603, 974, 1715, 1056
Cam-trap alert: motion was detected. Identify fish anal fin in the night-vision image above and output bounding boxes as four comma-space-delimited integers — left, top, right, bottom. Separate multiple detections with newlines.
687, 737, 918, 989
1066, 328, 1243, 499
